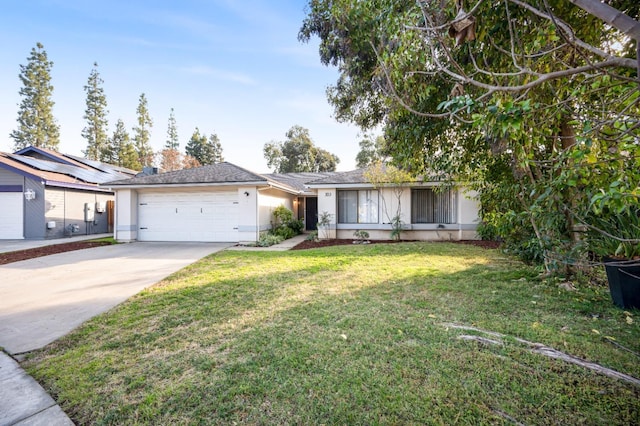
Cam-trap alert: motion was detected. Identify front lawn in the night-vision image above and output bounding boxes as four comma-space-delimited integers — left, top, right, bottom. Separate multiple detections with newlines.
24, 243, 639, 425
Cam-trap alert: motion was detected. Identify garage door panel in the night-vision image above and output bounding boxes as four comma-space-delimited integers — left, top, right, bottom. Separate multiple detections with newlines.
0, 193, 24, 239
138, 191, 239, 242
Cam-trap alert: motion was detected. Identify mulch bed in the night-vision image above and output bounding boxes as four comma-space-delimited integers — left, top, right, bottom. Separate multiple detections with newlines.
0, 241, 113, 265
291, 239, 501, 250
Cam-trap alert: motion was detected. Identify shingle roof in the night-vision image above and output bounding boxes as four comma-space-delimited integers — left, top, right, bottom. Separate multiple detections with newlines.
304, 169, 370, 185
107, 162, 275, 186
265, 172, 339, 192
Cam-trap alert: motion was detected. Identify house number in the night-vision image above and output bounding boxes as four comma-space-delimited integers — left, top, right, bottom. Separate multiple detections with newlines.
325, 192, 332, 197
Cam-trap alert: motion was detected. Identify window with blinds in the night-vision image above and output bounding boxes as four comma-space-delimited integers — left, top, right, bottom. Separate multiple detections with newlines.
411, 188, 457, 224
338, 190, 379, 224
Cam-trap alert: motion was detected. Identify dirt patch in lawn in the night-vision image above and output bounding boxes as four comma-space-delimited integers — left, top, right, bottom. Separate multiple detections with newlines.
291, 239, 500, 250
0, 241, 113, 265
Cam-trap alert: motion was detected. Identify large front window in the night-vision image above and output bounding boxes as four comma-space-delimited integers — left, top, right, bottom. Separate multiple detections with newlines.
411, 188, 457, 224
338, 190, 379, 223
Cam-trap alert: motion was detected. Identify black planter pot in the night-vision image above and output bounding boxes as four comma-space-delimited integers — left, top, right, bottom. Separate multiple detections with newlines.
603, 258, 640, 309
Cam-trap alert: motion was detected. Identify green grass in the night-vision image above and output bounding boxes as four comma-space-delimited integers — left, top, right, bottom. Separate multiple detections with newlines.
87, 237, 118, 244
24, 243, 640, 425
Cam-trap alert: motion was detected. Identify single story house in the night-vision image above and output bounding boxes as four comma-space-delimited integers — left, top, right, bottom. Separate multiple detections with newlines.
106, 162, 480, 243
0, 146, 136, 240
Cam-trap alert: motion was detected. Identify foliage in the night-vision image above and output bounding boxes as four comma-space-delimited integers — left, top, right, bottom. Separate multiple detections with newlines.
110, 119, 140, 170
271, 205, 304, 240
24, 244, 640, 425
355, 134, 387, 168
165, 108, 179, 150
264, 125, 340, 173
353, 230, 370, 243
300, 0, 640, 275
158, 149, 183, 172
389, 215, 403, 242
256, 233, 284, 247
317, 210, 333, 239
364, 162, 413, 241
273, 205, 294, 226
82, 62, 110, 161
306, 230, 318, 241
185, 128, 224, 165
132, 93, 154, 167
11, 42, 60, 150
587, 209, 640, 259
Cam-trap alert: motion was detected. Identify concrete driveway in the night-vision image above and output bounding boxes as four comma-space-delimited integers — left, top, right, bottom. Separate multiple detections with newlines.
0, 242, 231, 355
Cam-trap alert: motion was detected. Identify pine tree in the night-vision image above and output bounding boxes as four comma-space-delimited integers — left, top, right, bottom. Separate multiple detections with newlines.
185, 128, 207, 164
165, 108, 179, 150
11, 42, 60, 150
82, 62, 109, 161
132, 93, 153, 167
111, 119, 140, 170
209, 133, 224, 163
185, 128, 224, 165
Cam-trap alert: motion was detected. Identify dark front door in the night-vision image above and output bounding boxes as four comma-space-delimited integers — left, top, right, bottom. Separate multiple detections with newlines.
305, 197, 318, 231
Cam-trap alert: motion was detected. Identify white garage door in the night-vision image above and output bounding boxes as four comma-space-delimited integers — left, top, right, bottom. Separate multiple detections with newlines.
138, 191, 239, 242
0, 193, 24, 239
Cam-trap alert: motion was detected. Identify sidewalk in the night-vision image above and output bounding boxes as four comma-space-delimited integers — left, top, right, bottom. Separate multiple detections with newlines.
0, 353, 73, 425
0, 233, 112, 254
226, 233, 308, 251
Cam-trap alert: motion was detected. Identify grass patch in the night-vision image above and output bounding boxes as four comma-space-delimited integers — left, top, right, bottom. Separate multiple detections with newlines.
24, 243, 639, 425
87, 237, 118, 244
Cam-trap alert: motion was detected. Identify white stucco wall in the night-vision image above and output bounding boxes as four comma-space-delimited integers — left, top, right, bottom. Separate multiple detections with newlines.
257, 188, 295, 234
316, 188, 337, 239
237, 186, 258, 243
114, 189, 138, 242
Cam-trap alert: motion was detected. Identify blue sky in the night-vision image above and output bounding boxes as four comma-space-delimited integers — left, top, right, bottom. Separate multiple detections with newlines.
0, 0, 363, 172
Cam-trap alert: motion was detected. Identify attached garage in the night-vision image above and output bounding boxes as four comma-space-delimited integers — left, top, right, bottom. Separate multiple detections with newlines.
109, 162, 302, 244
0, 192, 24, 239
137, 190, 239, 242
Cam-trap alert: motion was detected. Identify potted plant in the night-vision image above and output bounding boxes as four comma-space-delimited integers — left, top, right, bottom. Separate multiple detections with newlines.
587, 204, 640, 309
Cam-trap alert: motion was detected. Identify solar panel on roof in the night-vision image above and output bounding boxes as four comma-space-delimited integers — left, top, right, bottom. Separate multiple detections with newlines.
64, 154, 135, 176
8, 154, 116, 184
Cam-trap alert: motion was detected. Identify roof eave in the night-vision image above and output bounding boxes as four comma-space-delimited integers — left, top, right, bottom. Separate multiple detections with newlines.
104, 180, 271, 190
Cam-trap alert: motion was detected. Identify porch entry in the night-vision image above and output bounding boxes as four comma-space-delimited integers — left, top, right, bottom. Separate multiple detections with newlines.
304, 197, 318, 231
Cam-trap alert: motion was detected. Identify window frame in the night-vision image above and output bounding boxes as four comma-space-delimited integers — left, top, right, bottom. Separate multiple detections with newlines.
411, 188, 457, 224
337, 189, 379, 224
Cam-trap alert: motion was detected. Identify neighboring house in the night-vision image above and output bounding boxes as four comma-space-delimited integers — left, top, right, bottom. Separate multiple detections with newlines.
107, 162, 480, 243
0, 146, 136, 240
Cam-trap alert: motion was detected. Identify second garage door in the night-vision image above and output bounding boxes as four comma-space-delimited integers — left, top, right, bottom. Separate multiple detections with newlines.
138, 191, 239, 242
0, 192, 24, 239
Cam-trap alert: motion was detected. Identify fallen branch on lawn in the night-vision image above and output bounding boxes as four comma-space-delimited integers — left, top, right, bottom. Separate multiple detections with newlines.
442, 322, 640, 387
492, 409, 526, 426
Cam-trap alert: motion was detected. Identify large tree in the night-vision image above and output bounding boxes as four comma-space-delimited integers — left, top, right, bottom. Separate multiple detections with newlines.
110, 119, 141, 170
300, 0, 640, 272
185, 128, 224, 165
82, 62, 109, 161
263, 125, 340, 173
11, 42, 60, 150
132, 93, 154, 167
165, 108, 179, 150
355, 134, 386, 168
